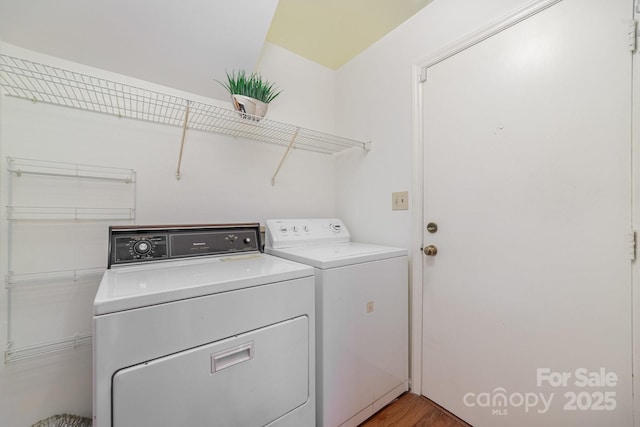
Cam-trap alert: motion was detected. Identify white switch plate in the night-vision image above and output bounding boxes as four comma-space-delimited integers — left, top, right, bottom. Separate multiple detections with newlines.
392, 191, 409, 210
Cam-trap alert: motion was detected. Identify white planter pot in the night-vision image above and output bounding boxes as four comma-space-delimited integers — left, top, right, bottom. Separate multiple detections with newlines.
231, 94, 269, 121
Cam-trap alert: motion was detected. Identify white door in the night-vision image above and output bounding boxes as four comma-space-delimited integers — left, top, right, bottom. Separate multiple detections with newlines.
421, 1, 633, 426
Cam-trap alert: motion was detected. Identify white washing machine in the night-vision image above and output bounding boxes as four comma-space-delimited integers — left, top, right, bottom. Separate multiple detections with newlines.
93, 223, 315, 427
265, 219, 408, 427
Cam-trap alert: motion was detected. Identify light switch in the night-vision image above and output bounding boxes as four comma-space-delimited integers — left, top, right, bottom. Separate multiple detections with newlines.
392, 191, 409, 210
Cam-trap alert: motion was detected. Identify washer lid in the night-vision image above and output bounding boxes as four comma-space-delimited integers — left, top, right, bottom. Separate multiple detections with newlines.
266, 242, 407, 269
94, 253, 313, 315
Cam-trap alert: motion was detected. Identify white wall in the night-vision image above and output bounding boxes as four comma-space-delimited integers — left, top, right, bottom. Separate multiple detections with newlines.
257, 42, 337, 134
0, 42, 338, 426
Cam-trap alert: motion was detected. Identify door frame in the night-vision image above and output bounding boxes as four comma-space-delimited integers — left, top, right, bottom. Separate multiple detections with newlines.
410, 0, 603, 398
632, 4, 640, 426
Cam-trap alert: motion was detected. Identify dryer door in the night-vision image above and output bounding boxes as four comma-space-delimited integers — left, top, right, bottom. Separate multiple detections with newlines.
112, 316, 309, 426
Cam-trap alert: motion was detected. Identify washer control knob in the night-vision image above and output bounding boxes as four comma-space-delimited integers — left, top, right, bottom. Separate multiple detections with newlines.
293, 226, 299, 232
244, 237, 252, 244
133, 240, 151, 255
330, 223, 342, 232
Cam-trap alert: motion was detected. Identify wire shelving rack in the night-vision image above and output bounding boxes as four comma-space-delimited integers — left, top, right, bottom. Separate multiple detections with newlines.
0, 54, 370, 183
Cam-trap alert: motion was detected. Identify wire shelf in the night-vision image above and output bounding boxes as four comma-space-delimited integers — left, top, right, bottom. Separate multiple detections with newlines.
5, 333, 92, 363
4, 268, 101, 362
4, 156, 135, 363
0, 54, 370, 155
5, 267, 105, 289
7, 157, 136, 183
7, 206, 135, 221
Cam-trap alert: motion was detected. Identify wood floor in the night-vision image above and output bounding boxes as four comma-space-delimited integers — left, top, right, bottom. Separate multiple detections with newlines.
359, 393, 471, 427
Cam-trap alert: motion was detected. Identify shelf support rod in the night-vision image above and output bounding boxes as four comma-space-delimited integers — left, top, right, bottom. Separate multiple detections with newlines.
175, 101, 191, 180
271, 127, 299, 186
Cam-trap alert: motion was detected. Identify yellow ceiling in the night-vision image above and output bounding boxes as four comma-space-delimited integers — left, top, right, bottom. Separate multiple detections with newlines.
266, 0, 434, 70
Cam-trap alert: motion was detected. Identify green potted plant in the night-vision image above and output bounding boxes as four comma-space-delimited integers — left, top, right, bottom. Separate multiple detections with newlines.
217, 70, 282, 121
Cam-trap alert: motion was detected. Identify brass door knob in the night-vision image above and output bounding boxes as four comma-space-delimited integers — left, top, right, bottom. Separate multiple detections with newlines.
423, 245, 438, 256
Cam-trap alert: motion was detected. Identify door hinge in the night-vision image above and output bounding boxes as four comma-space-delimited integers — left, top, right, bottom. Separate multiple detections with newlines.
419, 67, 428, 83
629, 230, 637, 261
629, 20, 638, 52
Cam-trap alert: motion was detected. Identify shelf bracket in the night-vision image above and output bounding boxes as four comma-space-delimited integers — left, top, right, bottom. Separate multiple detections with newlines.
271, 127, 299, 186
175, 101, 191, 180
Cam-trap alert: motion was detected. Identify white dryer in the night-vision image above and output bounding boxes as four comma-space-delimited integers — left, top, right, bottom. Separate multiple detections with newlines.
265, 219, 408, 427
93, 223, 315, 427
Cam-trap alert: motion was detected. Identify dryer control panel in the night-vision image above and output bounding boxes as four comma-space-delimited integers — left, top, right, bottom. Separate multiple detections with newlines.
265, 219, 350, 249
108, 223, 261, 267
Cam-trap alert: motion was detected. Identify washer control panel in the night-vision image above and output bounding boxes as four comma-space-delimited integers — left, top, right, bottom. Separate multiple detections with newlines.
109, 223, 261, 267
265, 219, 351, 249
